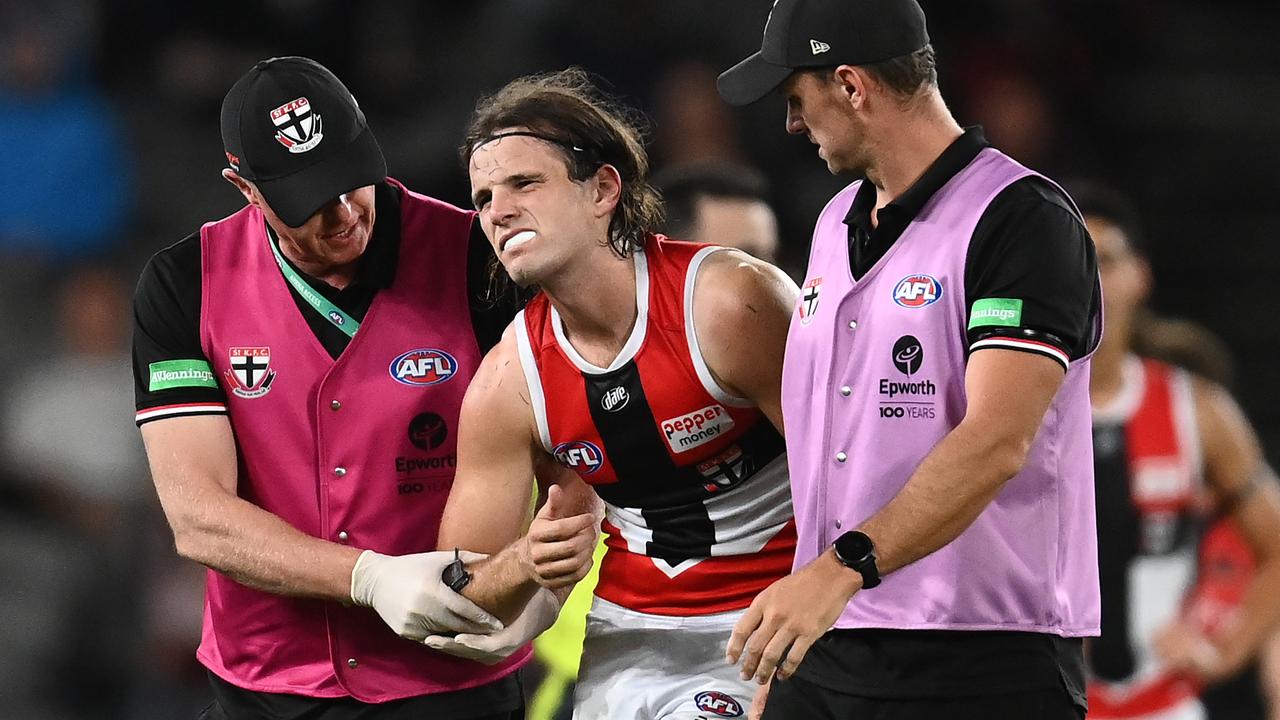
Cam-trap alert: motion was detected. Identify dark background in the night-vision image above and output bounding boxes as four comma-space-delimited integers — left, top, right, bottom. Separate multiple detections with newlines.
1, 0, 1277, 716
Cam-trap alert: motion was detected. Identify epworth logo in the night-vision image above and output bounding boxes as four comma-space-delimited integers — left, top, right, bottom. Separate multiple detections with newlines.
271, 97, 324, 154
389, 349, 457, 387
226, 347, 277, 399
893, 273, 943, 308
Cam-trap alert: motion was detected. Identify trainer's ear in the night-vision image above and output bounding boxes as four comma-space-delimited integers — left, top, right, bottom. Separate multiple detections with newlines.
222, 169, 260, 209
832, 64, 870, 109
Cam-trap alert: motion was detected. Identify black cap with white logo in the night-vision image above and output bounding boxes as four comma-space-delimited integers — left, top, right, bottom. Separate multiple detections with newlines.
718, 0, 930, 106
220, 56, 387, 227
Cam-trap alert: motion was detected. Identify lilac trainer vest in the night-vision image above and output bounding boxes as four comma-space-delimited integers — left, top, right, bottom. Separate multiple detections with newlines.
198, 179, 527, 701
782, 149, 1101, 636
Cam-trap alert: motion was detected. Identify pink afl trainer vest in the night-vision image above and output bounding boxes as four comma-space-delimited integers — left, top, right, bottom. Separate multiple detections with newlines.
783, 149, 1102, 636
198, 179, 527, 701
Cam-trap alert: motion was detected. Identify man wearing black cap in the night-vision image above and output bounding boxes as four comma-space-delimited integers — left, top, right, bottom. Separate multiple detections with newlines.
132, 56, 527, 719
719, 2, 1101, 719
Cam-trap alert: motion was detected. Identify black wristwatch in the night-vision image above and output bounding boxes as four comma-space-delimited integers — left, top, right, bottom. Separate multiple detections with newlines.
832, 530, 881, 589
441, 547, 472, 593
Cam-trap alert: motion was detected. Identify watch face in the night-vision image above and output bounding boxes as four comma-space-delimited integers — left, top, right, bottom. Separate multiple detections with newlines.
836, 531, 873, 564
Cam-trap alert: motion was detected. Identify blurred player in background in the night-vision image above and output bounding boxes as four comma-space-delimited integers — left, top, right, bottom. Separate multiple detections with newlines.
1077, 183, 1280, 720
653, 161, 779, 263
429, 69, 799, 720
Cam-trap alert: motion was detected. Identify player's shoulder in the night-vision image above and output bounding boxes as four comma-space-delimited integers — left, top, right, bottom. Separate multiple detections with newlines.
694, 248, 797, 314
468, 322, 526, 396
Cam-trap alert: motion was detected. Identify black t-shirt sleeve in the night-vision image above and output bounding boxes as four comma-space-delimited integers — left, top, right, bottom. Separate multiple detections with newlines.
963, 177, 1100, 370
465, 218, 524, 354
132, 233, 229, 425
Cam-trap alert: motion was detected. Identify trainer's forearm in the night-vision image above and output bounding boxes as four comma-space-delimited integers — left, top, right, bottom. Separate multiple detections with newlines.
859, 420, 1026, 576
169, 491, 362, 602
462, 543, 541, 624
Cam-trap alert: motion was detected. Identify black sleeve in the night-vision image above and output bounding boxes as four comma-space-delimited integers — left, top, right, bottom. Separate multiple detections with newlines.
465, 218, 526, 354
132, 233, 228, 425
963, 177, 1100, 370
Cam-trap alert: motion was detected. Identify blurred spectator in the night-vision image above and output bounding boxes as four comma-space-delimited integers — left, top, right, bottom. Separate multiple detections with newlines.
651, 60, 744, 168
653, 161, 779, 262
0, 0, 130, 259
1078, 182, 1280, 720
1, 266, 151, 717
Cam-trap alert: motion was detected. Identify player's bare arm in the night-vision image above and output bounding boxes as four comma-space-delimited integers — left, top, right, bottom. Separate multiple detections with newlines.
1159, 378, 1280, 679
438, 326, 600, 624
142, 415, 362, 600
692, 249, 799, 433
729, 347, 1066, 683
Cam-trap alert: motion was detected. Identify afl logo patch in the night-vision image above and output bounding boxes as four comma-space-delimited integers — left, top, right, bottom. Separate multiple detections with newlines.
601, 386, 629, 412
553, 440, 604, 475
893, 274, 942, 308
694, 690, 744, 717
389, 349, 457, 386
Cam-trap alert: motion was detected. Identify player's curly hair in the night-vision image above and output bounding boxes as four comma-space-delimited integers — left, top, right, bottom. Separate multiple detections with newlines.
460, 68, 664, 258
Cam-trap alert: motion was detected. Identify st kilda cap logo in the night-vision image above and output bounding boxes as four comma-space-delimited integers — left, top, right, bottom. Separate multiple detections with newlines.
718, 0, 930, 106
221, 56, 387, 228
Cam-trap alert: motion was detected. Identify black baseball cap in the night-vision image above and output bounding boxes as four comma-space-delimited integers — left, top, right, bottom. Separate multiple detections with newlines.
718, 0, 930, 106
221, 56, 387, 227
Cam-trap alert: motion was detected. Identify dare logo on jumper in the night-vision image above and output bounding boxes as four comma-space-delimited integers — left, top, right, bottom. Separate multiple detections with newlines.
553, 440, 604, 475
694, 690, 744, 717
892, 274, 943, 308
390, 349, 457, 386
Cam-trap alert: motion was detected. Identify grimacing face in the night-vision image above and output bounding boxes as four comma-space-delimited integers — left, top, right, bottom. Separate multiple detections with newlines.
468, 131, 609, 287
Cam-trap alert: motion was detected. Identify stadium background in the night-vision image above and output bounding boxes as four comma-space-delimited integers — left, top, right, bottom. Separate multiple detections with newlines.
1, 0, 1278, 716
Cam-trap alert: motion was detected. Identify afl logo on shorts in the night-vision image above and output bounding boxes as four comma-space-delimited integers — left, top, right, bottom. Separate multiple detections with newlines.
389, 349, 457, 386
694, 690, 744, 717
893, 274, 942, 308
553, 440, 603, 475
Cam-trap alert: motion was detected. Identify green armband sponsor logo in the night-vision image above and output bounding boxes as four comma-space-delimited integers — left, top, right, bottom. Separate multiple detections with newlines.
968, 298, 1024, 329
149, 360, 217, 391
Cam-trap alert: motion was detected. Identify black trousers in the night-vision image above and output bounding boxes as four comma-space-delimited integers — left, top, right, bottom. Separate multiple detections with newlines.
199, 699, 523, 720
199, 671, 524, 720
762, 673, 1084, 720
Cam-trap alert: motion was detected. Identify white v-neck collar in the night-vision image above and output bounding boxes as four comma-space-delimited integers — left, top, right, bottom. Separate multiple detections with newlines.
550, 250, 649, 375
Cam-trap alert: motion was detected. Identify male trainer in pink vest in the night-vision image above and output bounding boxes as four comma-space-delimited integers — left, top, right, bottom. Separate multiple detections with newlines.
133, 56, 527, 719
719, 2, 1102, 718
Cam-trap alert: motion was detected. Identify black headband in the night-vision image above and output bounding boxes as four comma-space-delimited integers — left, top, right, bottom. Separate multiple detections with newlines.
471, 131, 600, 169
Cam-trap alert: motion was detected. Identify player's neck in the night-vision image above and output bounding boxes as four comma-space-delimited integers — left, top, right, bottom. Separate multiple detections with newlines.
543, 249, 640, 366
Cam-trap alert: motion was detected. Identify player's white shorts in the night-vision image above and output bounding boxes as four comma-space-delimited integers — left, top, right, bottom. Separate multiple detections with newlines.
573, 597, 756, 719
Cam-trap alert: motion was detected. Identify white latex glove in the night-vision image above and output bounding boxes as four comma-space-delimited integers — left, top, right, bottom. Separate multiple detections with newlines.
422, 586, 562, 664
350, 549, 502, 641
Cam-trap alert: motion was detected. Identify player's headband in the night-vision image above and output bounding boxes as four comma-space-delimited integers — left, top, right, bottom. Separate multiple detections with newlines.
470, 131, 602, 171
